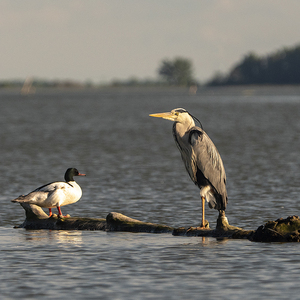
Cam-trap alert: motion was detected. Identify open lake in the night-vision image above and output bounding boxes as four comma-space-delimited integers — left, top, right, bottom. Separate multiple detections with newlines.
1, 85, 300, 299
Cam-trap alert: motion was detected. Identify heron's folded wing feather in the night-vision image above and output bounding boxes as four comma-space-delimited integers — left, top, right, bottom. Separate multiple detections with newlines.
189, 127, 227, 199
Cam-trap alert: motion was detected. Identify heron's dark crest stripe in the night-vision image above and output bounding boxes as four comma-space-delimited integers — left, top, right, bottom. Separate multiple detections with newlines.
173, 108, 203, 129
174, 108, 187, 113
188, 113, 203, 129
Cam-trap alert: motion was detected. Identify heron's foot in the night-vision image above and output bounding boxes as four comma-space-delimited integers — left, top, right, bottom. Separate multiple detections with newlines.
186, 220, 210, 232
200, 219, 210, 229
194, 220, 210, 230
186, 226, 209, 233
195, 226, 210, 230
186, 226, 196, 233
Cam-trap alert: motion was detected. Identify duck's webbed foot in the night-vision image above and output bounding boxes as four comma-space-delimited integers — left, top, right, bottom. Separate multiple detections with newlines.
57, 207, 70, 218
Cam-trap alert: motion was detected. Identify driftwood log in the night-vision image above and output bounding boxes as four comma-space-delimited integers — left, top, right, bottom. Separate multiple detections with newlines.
250, 215, 300, 242
13, 203, 300, 242
106, 212, 173, 233
16, 203, 106, 230
15, 203, 172, 233
173, 210, 253, 239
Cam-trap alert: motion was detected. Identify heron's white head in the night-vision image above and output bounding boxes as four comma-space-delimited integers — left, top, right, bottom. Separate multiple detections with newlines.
149, 108, 195, 125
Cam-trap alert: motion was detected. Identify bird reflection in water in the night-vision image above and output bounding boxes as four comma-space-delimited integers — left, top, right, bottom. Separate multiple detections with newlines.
23, 230, 83, 245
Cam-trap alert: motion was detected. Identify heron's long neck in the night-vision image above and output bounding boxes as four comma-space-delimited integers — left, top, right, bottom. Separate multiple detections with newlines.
175, 119, 195, 138
173, 118, 195, 152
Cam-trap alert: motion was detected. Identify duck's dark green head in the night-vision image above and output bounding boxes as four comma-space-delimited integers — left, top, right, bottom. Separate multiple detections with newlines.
64, 168, 86, 182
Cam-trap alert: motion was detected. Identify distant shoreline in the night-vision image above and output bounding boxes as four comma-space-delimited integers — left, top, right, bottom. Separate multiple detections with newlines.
1, 84, 300, 98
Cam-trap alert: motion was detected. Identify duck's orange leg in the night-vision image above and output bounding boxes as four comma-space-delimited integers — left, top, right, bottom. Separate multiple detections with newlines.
48, 208, 53, 217
57, 207, 70, 218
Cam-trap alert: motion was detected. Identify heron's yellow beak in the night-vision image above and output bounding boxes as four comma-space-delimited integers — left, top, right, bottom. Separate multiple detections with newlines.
149, 112, 176, 121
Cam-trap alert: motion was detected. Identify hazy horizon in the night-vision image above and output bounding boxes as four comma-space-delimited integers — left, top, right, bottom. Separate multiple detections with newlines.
1, 1, 300, 84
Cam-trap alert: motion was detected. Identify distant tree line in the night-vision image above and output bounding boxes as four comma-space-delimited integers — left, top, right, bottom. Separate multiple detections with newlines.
207, 44, 300, 86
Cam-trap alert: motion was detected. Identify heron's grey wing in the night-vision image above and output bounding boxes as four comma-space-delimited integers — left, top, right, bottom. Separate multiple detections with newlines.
188, 127, 227, 205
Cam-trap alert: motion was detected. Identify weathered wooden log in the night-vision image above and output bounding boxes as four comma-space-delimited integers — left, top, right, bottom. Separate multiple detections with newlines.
14, 203, 173, 233
250, 215, 300, 242
173, 210, 254, 239
106, 212, 173, 233
13, 203, 300, 242
15, 203, 106, 230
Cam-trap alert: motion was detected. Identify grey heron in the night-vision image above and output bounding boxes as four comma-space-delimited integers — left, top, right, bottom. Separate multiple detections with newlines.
150, 108, 228, 228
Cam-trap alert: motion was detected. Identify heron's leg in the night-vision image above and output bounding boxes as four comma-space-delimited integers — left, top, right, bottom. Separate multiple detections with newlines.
201, 196, 205, 227
48, 208, 52, 217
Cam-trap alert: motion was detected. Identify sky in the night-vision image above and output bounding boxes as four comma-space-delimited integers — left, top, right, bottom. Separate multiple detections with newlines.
1, 0, 300, 84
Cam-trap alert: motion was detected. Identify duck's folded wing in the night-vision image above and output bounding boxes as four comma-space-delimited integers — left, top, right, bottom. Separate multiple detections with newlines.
33, 181, 63, 192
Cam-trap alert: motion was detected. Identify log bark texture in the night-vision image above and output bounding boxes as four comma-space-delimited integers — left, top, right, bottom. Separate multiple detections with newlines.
173, 210, 254, 239
15, 204, 173, 233
17, 203, 106, 230
13, 203, 300, 242
106, 212, 173, 233
250, 215, 300, 242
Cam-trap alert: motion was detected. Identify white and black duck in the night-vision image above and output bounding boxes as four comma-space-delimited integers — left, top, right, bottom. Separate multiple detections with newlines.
12, 168, 86, 217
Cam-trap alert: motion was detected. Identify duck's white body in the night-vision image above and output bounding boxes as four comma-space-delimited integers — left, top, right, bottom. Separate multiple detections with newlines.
16, 181, 82, 208
12, 168, 85, 217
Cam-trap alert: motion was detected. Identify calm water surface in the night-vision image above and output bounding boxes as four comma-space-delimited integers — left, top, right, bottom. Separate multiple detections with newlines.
1, 86, 300, 299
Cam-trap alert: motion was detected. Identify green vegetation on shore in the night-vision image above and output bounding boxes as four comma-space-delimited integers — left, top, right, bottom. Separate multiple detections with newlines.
207, 44, 300, 86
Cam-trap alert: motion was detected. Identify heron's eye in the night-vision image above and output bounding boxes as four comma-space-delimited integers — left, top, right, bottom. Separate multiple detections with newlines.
175, 112, 179, 116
